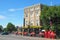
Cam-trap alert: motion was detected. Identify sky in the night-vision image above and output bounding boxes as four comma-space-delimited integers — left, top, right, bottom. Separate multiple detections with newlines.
0, 0, 60, 28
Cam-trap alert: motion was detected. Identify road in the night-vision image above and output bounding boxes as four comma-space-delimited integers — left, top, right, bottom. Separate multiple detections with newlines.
0, 34, 58, 40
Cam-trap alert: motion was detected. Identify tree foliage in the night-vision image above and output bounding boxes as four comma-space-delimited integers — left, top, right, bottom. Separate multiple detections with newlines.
6, 22, 17, 33
3, 28, 8, 32
40, 5, 60, 31
0, 25, 3, 32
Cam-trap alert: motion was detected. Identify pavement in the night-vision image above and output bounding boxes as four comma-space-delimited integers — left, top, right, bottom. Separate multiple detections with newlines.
0, 34, 59, 40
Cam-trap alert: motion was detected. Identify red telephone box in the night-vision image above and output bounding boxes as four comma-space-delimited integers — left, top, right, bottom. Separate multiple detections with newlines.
48, 30, 51, 38
44, 31, 48, 38
51, 31, 56, 39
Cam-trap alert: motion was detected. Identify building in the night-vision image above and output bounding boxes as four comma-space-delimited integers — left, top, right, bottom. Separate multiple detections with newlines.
24, 4, 42, 27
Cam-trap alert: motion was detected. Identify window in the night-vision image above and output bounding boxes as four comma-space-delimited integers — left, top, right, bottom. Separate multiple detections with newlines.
30, 23, 33, 26
35, 7, 40, 11
35, 10, 39, 16
30, 8, 34, 11
25, 21, 28, 25
25, 13, 28, 17
30, 19, 33, 26
30, 11, 33, 17
25, 9, 29, 17
36, 20, 39, 26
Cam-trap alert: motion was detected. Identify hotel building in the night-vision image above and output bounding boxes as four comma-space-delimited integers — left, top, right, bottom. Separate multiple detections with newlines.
24, 4, 42, 27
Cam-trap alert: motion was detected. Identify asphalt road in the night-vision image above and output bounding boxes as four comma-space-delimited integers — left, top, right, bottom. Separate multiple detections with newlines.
0, 34, 58, 40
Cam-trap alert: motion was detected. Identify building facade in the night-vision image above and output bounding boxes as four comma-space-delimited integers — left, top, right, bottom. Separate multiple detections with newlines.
24, 4, 42, 27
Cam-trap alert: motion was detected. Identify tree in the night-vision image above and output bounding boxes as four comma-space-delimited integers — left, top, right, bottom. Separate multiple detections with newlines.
0, 25, 3, 32
6, 22, 17, 33
40, 5, 60, 38
3, 28, 8, 32
40, 5, 60, 31
40, 5, 50, 30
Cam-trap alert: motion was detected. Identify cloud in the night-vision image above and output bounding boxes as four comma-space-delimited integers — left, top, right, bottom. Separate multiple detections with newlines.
8, 9, 15, 12
0, 15, 6, 19
8, 8, 24, 12
0, 8, 24, 13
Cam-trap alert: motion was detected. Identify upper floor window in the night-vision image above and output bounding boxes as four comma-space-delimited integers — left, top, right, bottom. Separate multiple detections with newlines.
25, 21, 28, 25
30, 7, 34, 11
25, 9, 29, 17
25, 13, 28, 17
36, 20, 39, 26
30, 11, 33, 17
30, 23, 33, 26
35, 10, 39, 16
30, 19, 33, 26
35, 7, 40, 10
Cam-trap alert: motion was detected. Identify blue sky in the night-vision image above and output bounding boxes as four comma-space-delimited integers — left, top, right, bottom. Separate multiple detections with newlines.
0, 0, 60, 28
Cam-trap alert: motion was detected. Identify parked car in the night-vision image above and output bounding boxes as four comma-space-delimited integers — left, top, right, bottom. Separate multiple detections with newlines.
1, 32, 9, 35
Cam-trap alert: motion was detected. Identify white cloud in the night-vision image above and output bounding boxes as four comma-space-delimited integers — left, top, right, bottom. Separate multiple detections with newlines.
8, 9, 15, 12
8, 8, 24, 12
0, 8, 24, 13
0, 15, 6, 19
